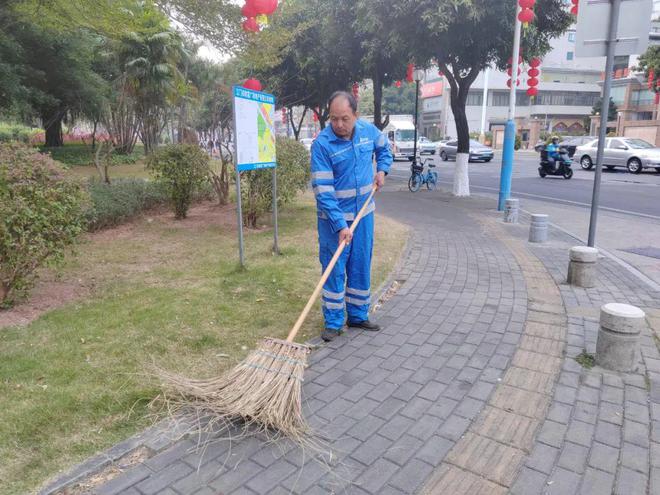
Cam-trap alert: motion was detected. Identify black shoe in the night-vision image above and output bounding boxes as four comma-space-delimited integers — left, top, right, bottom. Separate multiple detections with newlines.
321, 328, 341, 342
347, 320, 381, 331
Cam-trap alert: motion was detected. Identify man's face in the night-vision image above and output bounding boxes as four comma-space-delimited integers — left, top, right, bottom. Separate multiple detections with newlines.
329, 97, 357, 139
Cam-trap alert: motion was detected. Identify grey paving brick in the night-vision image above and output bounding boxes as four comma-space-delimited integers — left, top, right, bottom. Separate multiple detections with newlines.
417, 380, 447, 402
624, 418, 651, 448
416, 435, 453, 465
625, 401, 650, 425
144, 440, 195, 471
625, 385, 649, 405
573, 401, 599, 424
600, 402, 624, 426
245, 459, 297, 493
209, 461, 261, 492
579, 468, 615, 495
97, 465, 153, 495
468, 381, 495, 402
350, 435, 392, 466
173, 460, 225, 492
615, 466, 648, 495
366, 381, 398, 402
347, 415, 386, 442
379, 414, 415, 442
557, 442, 589, 474
408, 414, 444, 440
603, 374, 624, 389
391, 382, 423, 402
387, 459, 434, 494
136, 462, 192, 494
545, 467, 581, 495
547, 402, 573, 425
346, 397, 380, 420
538, 420, 569, 448
588, 442, 620, 473
437, 415, 471, 442
651, 467, 660, 495
383, 434, 424, 467
400, 396, 433, 419
595, 421, 622, 448
454, 397, 485, 420
566, 420, 595, 447
526, 443, 559, 475
354, 458, 399, 494
510, 466, 548, 495
621, 442, 649, 474
554, 384, 578, 405
280, 458, 328, 493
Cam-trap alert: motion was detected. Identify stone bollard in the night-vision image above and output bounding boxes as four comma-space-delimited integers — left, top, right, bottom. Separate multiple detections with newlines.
504, 198, 519, 224
567, 246, 599, 288
528, 214, 549, 243
596, 303, 646, 372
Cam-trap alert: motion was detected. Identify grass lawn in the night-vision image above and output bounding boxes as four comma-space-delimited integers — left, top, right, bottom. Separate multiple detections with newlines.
40, 144, 145, 168
0, 195, 408, 495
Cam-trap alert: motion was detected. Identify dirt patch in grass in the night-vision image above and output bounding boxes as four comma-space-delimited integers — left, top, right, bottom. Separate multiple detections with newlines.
0, 201, 237, 330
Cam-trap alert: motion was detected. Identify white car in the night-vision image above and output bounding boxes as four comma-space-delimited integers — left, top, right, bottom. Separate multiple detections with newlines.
418, 136, 440, 155
300, 138, 314, 151
574, 137, 660, 173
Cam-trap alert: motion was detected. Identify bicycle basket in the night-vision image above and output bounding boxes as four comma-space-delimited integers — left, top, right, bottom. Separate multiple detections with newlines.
411, 163, 424, 173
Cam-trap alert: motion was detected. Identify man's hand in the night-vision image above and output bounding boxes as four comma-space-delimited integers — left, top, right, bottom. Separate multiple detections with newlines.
339, 228, 353, 245
374, 171, 386, 191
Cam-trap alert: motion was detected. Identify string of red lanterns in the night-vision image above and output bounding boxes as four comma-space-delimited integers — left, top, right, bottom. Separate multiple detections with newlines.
527, 57, 541, 97
570, 0, 579, 16
506, 56, 523, 88
406, 63, 414, 83
241, 0, 279, 91
518, 0, 535, 25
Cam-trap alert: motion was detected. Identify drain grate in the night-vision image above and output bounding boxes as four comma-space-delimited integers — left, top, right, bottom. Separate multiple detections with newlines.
621, 246, 660, 260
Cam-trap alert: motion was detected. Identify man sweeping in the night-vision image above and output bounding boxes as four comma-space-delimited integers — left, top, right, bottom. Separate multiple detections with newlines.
310, 91, 393, 342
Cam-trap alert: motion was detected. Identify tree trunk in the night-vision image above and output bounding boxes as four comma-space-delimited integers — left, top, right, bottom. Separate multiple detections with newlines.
289, 107, 307, 141
91, 119, 98, 151
372, 72, 390, 130
44, 112, 64, 147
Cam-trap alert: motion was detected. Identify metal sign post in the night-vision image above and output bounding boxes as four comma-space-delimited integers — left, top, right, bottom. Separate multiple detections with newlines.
232, 86, 278, 266
575, 0, 652, 246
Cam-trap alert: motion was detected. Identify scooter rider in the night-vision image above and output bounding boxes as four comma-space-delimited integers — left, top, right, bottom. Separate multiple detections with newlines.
546, 136, 561, 171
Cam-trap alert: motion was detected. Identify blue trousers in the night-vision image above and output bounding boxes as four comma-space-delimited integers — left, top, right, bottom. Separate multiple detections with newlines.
318, 213, 374, 330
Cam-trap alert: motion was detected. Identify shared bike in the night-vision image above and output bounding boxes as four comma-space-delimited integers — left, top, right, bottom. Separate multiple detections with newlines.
408, 156, 438, 192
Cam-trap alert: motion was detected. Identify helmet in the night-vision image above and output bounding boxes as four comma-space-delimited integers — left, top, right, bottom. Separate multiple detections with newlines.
551, 135, 559, 142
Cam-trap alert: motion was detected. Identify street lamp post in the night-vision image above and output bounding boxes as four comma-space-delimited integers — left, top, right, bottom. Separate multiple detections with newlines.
497, 4, 522, 211
412, 68, 426, 160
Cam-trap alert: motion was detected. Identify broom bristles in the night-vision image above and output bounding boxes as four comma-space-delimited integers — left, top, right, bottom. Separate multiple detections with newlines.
159, 338, 312, 440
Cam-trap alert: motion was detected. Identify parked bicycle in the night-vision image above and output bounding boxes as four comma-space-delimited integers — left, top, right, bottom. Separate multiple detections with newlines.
408, 156, 438, 192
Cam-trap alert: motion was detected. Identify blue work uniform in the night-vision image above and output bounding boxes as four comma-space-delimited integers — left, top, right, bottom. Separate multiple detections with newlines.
310, 119, 392, 330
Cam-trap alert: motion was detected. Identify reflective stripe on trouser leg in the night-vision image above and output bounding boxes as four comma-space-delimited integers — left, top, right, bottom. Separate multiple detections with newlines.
318, 218, 348, 330
346, 211, 374, 323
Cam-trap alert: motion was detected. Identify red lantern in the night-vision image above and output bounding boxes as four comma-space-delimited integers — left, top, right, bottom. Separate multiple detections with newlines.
507, 56, 523, 65
528, 67, 540, 77
507, 79, 520, 88
527, 87, 538, 97
655, 92, 660, 105
518, 8, 534, 23
406, 63, 414, 83
243, 78, 262, 91
281, 108, 287, 124
250, 0, 278, 15
519, 0, 535, 8
438, 71, 444, 77
570, 5, 578, 15
395, 80, 402, 88
242, 17, 260, 32
507, 67, 522, 76
352, 82, 359, 99
312, 112, 319, 122
527, 77, 539, 87
241, 2, 258, 17
529, 58, 541, 68
648, 69, 655, 89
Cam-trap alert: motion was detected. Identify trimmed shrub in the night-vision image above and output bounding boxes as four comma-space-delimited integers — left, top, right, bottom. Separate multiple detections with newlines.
241, 137, 310, 228
85, 179, 169, 231
0, 143, 88, 306
147, 144, 210, 219
40, 144, 144, 167
0, 122, 42, 144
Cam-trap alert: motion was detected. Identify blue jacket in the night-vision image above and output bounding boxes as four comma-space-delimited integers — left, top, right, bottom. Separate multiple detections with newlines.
546, 143, 560, 159
310, 119, 392, 233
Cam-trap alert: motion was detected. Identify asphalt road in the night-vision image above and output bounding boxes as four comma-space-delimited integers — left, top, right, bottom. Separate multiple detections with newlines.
387, 152, 660, 220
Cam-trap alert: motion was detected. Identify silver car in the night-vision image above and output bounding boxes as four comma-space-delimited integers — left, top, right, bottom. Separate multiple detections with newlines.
575, 137, 660, 174
439, 139, 494, 162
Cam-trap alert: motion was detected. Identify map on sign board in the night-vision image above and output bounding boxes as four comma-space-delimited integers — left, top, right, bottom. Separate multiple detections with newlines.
233, 86, 277, 172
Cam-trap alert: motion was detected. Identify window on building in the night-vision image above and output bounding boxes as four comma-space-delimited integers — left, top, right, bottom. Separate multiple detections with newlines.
609, 86, 626, 105
466, 91, 483, 106
492, 91, 509, 106
568, 31, 576, 42
634, 112, 654, 121
632, 90, 655, 106
535, 91, 599, 107
566, 51, 574, 61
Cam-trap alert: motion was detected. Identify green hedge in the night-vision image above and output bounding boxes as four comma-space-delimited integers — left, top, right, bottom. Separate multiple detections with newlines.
40, 144, 144, 167
85, 179, 169, 231
0, 123, 42, 144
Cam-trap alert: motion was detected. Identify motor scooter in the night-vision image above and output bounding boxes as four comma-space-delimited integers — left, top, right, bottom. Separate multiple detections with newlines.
537, 146, 573, 179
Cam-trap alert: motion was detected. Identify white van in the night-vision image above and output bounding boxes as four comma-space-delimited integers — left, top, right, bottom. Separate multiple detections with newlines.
363, 114, 416, 161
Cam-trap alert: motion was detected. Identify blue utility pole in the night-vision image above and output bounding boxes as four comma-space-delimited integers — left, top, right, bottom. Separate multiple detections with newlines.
498, 6, 522, 211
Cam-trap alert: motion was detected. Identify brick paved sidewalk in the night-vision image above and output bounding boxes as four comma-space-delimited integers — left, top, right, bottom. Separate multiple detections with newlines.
42, 184, 660, 495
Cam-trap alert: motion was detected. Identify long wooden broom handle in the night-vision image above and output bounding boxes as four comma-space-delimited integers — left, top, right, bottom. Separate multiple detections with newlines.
286, 186, 377, 342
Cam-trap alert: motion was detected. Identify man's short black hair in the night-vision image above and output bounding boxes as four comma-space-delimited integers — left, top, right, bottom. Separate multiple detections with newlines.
328, 91, 358, 114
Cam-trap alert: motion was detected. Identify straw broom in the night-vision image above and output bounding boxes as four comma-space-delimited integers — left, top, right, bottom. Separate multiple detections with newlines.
160, 187, 377, 439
